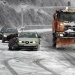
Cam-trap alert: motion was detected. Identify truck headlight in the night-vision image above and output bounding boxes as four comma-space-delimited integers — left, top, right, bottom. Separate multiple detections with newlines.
57, 33, 64, 37
59, 34, 63, 37
60, 23, 64, 28
3, 35, 7, 37
60, 23, 63, 26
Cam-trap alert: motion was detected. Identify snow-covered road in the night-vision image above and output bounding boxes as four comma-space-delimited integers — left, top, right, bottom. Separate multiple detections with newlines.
0, 32, 75, 75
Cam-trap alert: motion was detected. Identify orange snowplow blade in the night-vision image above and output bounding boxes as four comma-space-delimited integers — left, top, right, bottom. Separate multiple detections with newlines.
56, 38, 75, 48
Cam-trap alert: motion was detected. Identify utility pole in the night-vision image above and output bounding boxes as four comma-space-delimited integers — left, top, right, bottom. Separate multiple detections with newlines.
21, 8, 23, 27
68, 1, 71, 6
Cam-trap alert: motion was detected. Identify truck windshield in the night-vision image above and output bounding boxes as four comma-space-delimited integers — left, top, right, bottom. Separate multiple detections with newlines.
59, 12, 75, 22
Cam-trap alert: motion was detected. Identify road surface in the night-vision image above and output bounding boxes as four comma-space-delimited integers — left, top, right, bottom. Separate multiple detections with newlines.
0, 32, 75, 75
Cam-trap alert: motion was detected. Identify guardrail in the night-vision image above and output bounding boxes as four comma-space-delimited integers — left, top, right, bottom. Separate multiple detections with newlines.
20, 25, 51, 30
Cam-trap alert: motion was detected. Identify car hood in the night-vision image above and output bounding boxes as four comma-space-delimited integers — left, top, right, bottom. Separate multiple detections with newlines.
3, 33, 16, 36
18, 38, 39, 41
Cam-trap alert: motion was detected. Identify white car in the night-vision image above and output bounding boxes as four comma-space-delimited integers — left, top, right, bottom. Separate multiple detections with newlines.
8, 31, 41, 51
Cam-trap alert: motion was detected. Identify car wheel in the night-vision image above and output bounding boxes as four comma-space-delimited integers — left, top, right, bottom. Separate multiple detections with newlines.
33, 46, 39, 51
9, 47, 12, 50
34, 48, 38, 51
9, 46, 15, 51
2, 38, 5, 43
9, 45, 19, 51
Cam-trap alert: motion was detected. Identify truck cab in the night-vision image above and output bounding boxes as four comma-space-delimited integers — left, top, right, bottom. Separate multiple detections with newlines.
52, 7, 75, 48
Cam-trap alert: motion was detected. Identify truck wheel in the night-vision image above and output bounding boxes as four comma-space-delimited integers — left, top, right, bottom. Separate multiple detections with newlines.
53, 33, 57, 47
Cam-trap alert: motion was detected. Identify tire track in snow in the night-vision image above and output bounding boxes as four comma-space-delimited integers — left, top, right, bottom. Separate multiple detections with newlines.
34, 59, 59, 75
61, 52, 75, 68
2, 58, 18, 75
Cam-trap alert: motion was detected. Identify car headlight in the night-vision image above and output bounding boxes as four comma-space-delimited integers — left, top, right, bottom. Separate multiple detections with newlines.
3, 35, 7, 37
19, 41, 22, 43
33, 41, 36, 43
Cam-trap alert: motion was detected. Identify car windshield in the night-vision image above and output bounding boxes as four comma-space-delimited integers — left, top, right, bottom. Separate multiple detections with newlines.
18, 32, 38, 38
59, 12, 75, 22
4, 28, 18, 33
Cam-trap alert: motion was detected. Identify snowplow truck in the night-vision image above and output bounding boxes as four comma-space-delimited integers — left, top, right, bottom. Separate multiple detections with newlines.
52, 7, 75, 48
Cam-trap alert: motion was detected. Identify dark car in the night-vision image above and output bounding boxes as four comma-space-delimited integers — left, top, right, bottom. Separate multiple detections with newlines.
2, 28, 18, 43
